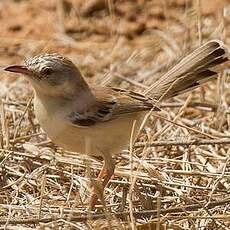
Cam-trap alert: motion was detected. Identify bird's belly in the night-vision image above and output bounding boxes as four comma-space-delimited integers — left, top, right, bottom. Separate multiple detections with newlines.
35, 104, 145, 157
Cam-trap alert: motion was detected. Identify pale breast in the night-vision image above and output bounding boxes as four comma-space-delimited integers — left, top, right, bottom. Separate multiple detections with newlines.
34, 96, 145, 158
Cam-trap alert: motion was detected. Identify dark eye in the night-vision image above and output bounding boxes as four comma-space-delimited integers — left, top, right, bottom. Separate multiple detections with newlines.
42, 68, 53, 75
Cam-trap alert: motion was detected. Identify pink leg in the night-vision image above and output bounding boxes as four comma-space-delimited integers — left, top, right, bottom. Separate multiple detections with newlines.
89, 158, 115, 210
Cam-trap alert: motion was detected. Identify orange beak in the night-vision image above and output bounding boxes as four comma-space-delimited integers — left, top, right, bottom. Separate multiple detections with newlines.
4, 65, 32, 75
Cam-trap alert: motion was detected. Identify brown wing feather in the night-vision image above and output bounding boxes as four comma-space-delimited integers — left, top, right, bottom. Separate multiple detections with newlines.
68, 87, 157, 127
92, 87, 158, 115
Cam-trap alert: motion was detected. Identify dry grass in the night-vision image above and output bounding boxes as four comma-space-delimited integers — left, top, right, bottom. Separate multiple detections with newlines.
0, 0, 230, 229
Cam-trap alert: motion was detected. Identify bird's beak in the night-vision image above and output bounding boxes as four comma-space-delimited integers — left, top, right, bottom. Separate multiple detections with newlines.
4, 65, 32, 75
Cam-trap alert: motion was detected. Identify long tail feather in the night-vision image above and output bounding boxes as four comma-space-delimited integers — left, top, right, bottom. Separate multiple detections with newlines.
145, 40, 229, 101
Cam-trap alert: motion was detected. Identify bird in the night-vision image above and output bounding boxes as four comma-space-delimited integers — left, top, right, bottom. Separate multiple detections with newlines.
4, 40, 229, 209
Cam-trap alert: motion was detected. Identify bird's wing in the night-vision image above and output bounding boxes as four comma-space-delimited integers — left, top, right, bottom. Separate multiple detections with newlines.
67, 87, 157, 127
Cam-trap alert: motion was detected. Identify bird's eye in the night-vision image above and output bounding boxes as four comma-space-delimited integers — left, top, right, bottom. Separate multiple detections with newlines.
42, 68, 52, 75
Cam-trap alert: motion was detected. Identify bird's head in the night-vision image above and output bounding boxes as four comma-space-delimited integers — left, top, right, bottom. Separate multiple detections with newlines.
4, 54, 89, 98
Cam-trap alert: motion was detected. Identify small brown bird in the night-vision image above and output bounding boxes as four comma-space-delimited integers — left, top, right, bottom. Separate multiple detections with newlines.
4, 40, 229, 209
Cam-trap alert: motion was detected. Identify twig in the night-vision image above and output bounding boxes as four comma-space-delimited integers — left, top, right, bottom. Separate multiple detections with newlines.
135, 138, 230, 148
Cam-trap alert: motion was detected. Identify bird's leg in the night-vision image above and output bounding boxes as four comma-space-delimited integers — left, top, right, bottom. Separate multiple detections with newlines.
89, 157, 115, 210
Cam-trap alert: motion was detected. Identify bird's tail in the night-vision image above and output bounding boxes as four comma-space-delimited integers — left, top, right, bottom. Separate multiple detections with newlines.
145, 40, 229, 101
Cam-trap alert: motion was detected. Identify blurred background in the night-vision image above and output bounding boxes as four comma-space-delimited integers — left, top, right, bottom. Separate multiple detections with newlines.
0, 0, 230, 229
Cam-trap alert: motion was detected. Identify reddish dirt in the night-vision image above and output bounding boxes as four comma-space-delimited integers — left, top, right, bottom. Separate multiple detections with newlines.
0, 0, 229, 60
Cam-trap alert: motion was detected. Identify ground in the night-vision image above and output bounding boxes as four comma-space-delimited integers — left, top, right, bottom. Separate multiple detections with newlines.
0, 0, 230, 229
